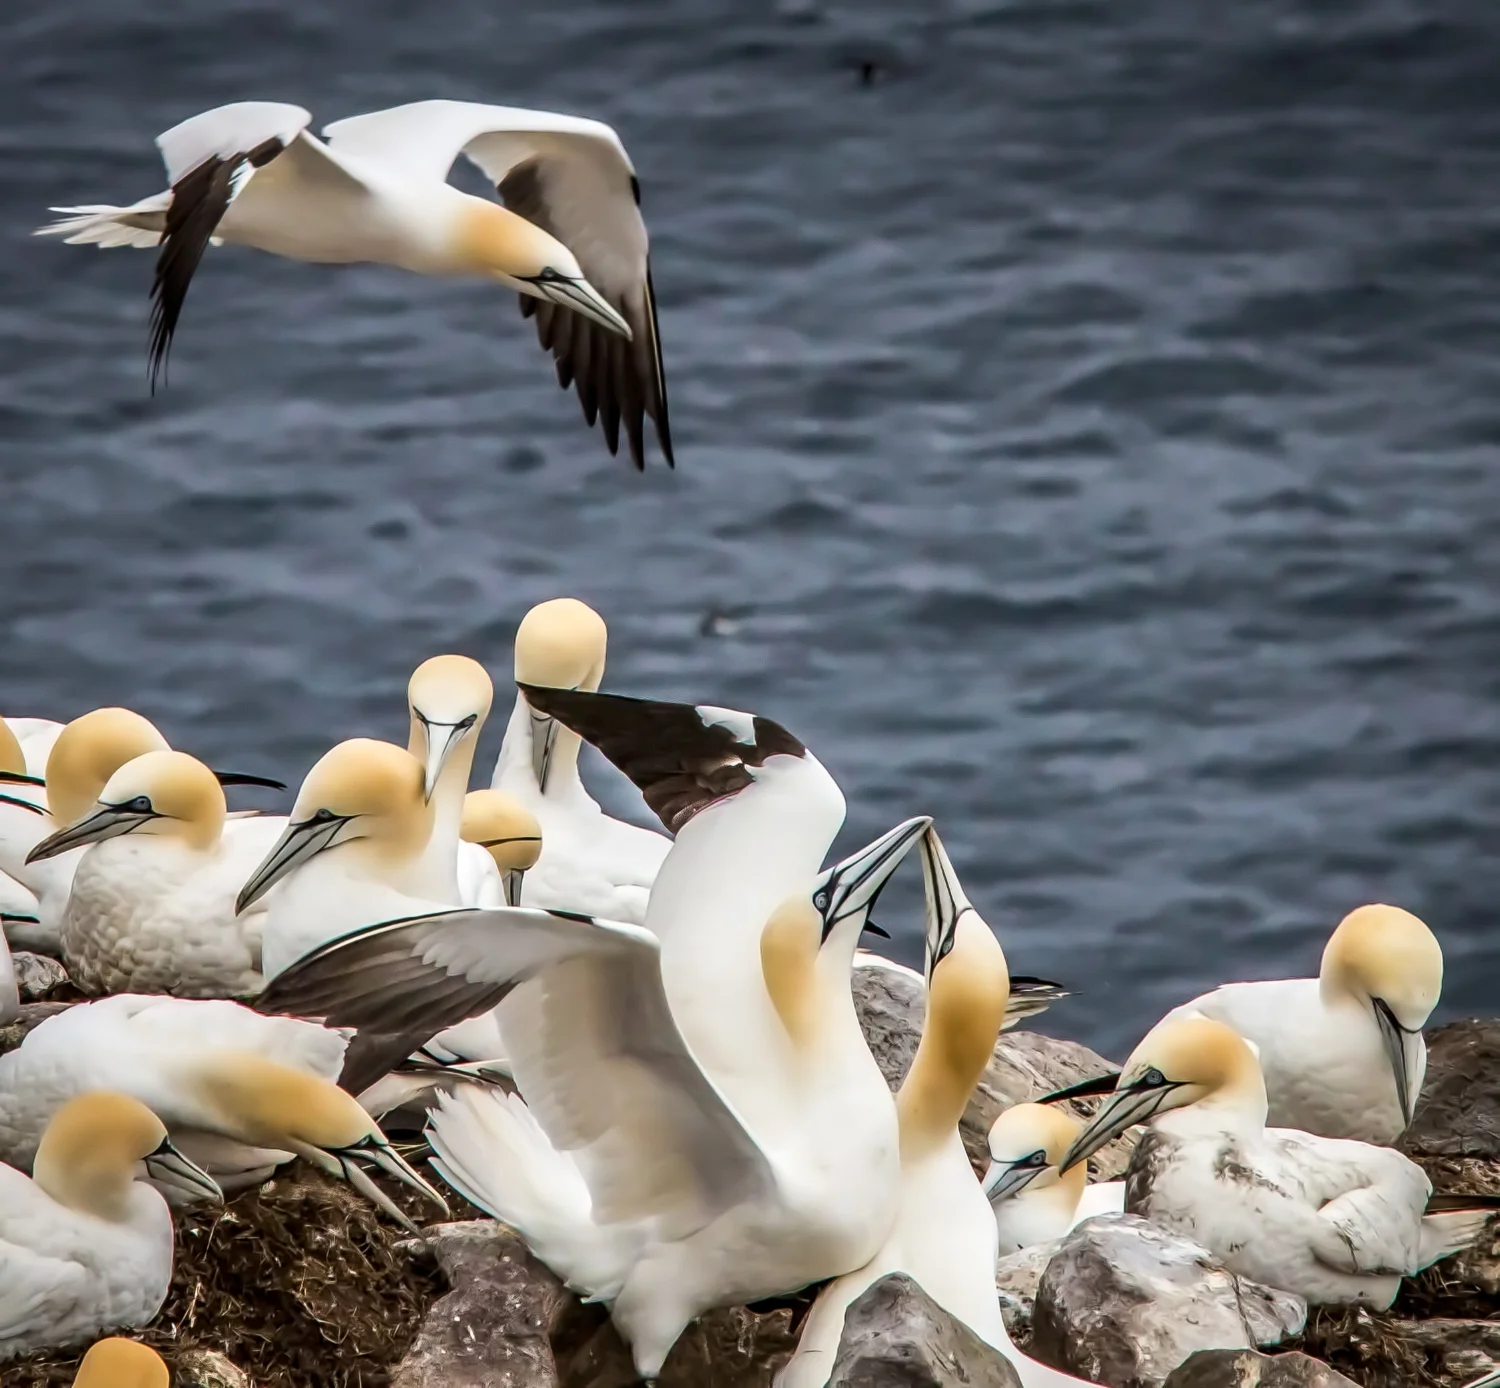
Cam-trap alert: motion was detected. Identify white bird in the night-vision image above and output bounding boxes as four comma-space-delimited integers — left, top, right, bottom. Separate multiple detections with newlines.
0, 994, 443, 1226
778, 830, 1085, 1388
404, 654, 495, 904
2, 716, 64, 777
262, 685, 929, 1379
459, 788, 542, 910
1057, 1016, 1500, 1308
850, 948, 1069, 1030
73, 1337, 169, 1388
982, 1103, 1124, 1256
490, 598, 670, 922
1157, 904, 1442, 1144
0, 1090, 220, 1361
37, 98, 672, 468
28, 751, 283, 998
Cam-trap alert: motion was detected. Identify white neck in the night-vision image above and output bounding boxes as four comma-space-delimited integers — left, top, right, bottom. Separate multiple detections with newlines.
492, 694, 592, 805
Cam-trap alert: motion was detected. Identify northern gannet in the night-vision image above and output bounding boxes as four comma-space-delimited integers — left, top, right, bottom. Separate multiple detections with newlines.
37, 99, 672, 468
1058, 1016, 1500, 1308
0, 995, 442, 1226
0, 1091, 220, 1361
29, 751, 283, 998
2, 716, 63, 777
405, 654, 494, 902
1159, 904, 1442, 1143
490, 599, 669, 923
982, 1103, 1124, 1256
459, 788, 541, 909
263, 686, 927, 1378
73, 1337, 169, 1388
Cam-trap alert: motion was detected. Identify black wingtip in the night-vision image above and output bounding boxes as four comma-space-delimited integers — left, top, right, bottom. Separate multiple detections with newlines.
1038, 1071, 1122, 1104
1009, 975, 1070, 996
212, 771, 288, 791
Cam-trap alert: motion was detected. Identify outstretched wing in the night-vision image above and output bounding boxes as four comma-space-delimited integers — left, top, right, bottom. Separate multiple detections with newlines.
323, 100, 671, 468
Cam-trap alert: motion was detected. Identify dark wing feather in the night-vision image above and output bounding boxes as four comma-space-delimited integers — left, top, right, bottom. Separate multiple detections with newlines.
498, 161, 673, 470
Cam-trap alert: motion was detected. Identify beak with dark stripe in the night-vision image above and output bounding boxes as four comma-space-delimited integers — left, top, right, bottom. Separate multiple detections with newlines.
813, 816, 932, 943
1039, 1071, 1123, 1106
236, 809, 352, 914
143, 1135, 223, 1203
414, 712, 478, 802
528, 706, 566, 792
982, 1148, 1052, 1205
525, 271, 632, 339
26, 796, 162, 863
1373, 997, 1423, 1127
213, 771, 287, 791
1059, 1067, 1187, 1174
0, 793, 47, 817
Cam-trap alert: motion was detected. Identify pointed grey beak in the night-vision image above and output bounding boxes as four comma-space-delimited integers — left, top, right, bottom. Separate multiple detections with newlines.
919, 826, 972, 978
504, 867, 526, 908
416, 714, 475, 802
815, 815, 932, 942
1059, 1077, 1185, 1174
530, 710, 559, 792
983, 1150, 1051, 1205
235, 811, 350, 914
318, 1132, 450, 1229
144, 1135, 224, 1203
26, 800, 159, 863
1374, 997, 1422, 1127
533, 274, 632, 339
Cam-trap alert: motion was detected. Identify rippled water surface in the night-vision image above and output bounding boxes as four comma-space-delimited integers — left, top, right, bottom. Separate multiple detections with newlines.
4, 0, 1500, 1056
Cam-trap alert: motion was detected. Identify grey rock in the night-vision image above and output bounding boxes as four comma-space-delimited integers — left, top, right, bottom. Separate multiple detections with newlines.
559, 1302, 798, 1388
1161, 1349, 1358, 1387
11, 951, 68, 1001
993, 1239, 1059, 1339
1403, 1019, 1500, 1158
853, 966, 1135, 1178
175, 1349, 253, 1388
0, 1000, 72, 1056
1030, 1215, 1306, 1388
829, 1274, 1022, 1387
392, 1220, 573, 1388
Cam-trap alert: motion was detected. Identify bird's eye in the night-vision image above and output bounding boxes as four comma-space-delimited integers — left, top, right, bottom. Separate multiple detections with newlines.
312, 808, 337, 824
1025, 1150, 1048, 1167
126, 795, 153, 814
458, 714, 478, 731
536, 267, 564, 283
1141, 1067, 1166, 1088
813, 889, 831, 913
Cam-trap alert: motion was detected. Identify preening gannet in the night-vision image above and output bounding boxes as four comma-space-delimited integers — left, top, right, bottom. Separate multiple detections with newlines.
982, 1104, 1124, 1256
1160, 904, 1442, 1143
0, 1091, 220, 1361
263, 686, 928, 1378
73, 1337, 169, 1388
460, 788, 542, 909
0, 995, 441, 1226
1058, 1016, 1500, 1308
490, 598, 670, 923
30, 751, 283, 998
38, 98, 672, 468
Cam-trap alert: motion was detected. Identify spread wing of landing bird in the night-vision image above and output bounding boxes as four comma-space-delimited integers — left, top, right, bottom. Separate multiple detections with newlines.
36, 98, 673, 469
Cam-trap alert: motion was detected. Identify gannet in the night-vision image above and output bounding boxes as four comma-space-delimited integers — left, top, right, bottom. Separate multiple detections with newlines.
405, 654, 494, 902
1057, 1016, 1500, 1307
2, 716, 63, 776
1159, 904, 1442, 1143
983, 1104, 1124, 1256
460, 788, 541, 909
851, 949, 1069, 1029
37, 98, 672, 468
0, 995, 442, 1226
73, 1337, 169, 1388
490, 599, 670, 922
29, 751, 282, 997
262, 686, 928, 1378
0, 1091, 220, 1361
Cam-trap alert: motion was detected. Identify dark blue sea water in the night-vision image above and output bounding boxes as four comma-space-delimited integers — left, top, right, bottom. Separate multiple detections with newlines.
3, 0, 1500, 1057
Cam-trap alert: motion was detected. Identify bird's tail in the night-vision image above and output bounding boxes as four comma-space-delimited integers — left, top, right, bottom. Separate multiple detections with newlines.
34, 193, 171, 248
426, 1085, 640, 1300
1419, 1194, 1500, 1269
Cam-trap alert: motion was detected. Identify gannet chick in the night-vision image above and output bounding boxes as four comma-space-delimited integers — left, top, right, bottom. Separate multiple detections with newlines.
73, 1337, 168, 1388
1160, 904, 1442, 1143
0, 994, 441, 1225
1058, 1017, 1500, 1308
983, 1104, 1124, 1256
30, 751, 283, 998
0, 1091, 220, 1361
246, 739, 434, 981
489, 598, 669, 923
263, 686, 931, 1379
37, 99, 672, 468
406, 654, 494, 901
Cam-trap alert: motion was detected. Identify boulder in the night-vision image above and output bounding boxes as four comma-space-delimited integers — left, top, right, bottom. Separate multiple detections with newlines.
1403, 1020, 1500, 1158
993, 1239, 1059, 1339
1030, 1215, 1306, 1388
10, 952, 68, 1002
1161, 1349, 1358, 1386
828, 1274, 1022, 1387
853, 967, 1135, 1178
559, 1302, 798, 1388
391, 1221, 573, 1388
174, 1350, 253, 1388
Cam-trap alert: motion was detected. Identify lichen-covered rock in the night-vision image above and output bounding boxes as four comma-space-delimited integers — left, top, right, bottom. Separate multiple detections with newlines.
993, 1239, 1059, 1339
174, 1349, 253, 1388
853, 966, 1134, 1177
392, 1221, 572, 1388
1403, 1020, 1500, 1158
10, 951, 69, 1001
828, 1274, 1022, 1387
1030, 1215, 1306, 1388
1161, 1349, 1358, 1386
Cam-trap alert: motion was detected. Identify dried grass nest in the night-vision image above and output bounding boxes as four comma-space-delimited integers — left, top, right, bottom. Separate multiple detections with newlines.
7, 1160, 470, 1388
